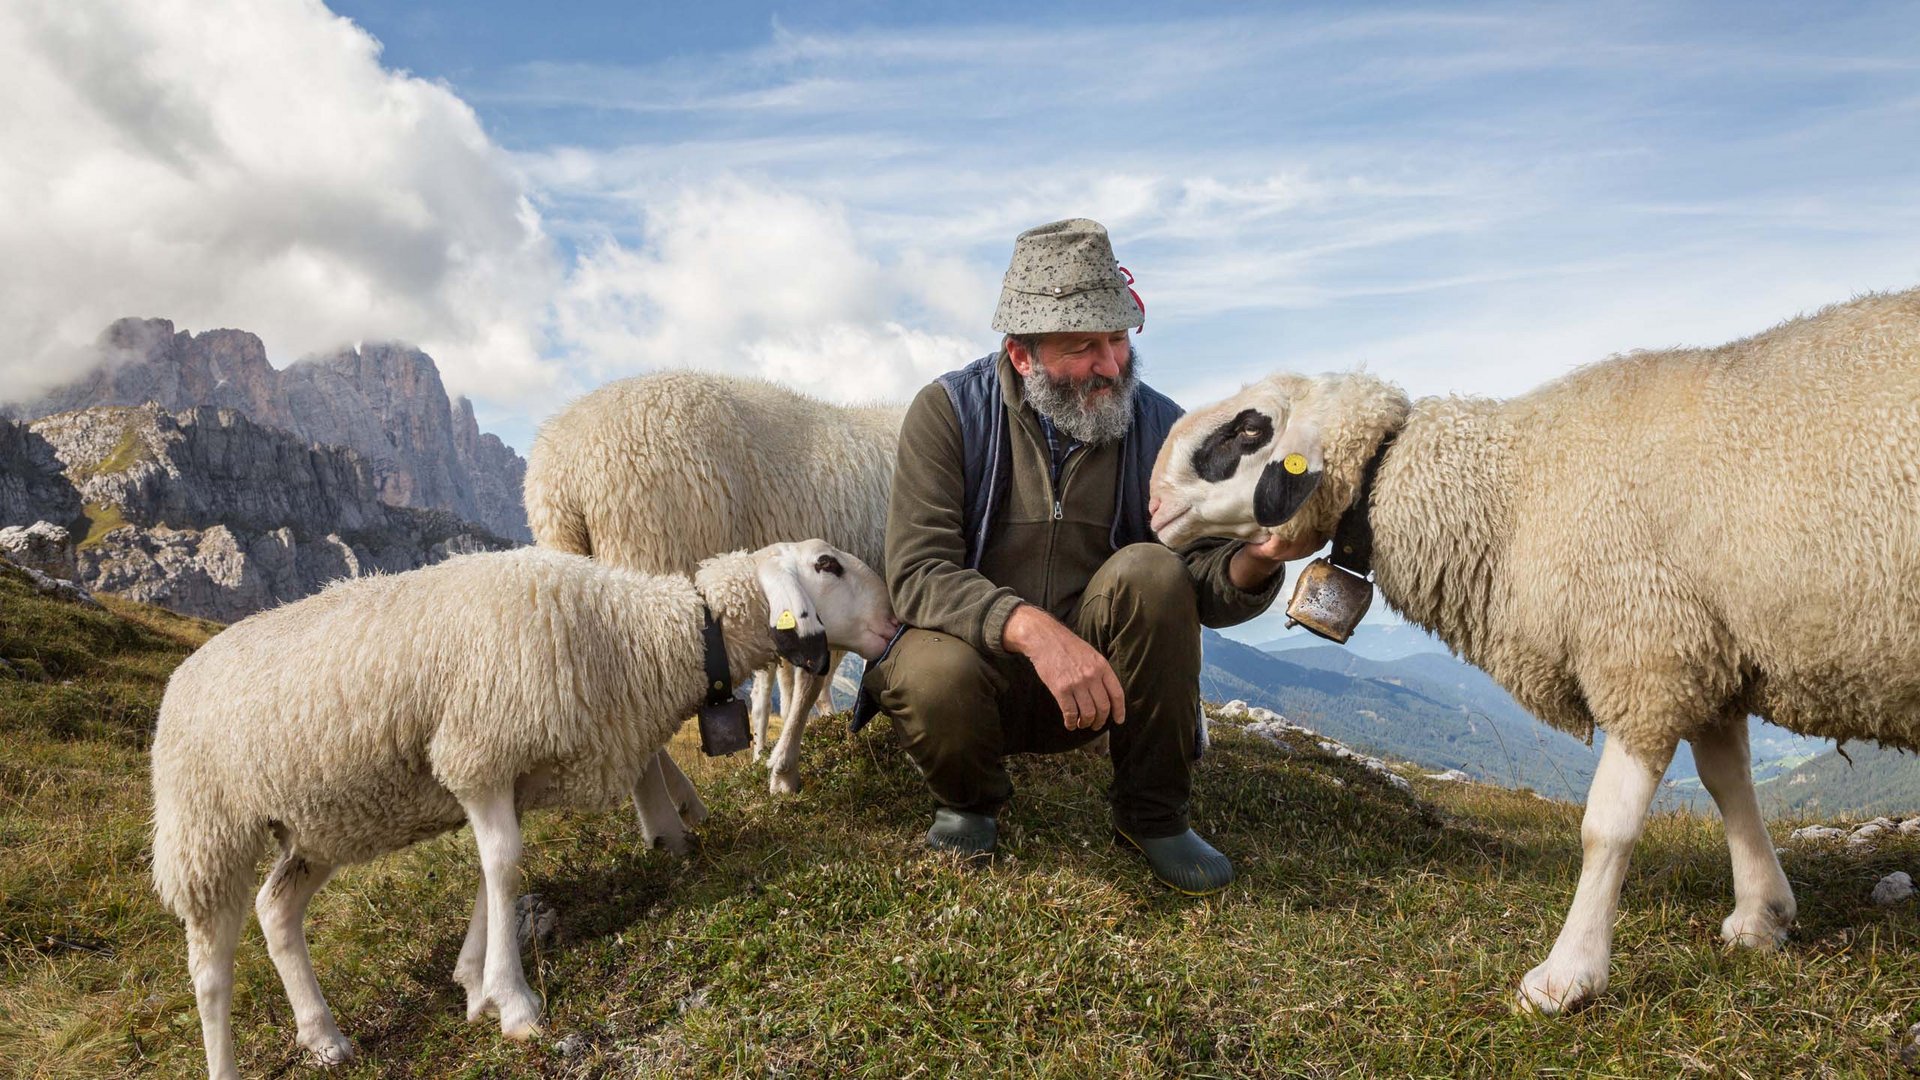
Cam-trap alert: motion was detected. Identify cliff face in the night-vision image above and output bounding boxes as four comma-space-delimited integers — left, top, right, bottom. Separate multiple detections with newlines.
10, 319, 531, 541
5, 404, 510, 622
0, 418, 82, 529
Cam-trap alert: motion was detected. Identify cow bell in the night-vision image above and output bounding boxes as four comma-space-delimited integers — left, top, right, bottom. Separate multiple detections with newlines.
1284, 557, 1374, 645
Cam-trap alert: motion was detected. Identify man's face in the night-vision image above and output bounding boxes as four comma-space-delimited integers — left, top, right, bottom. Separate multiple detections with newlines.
1007, 330, 1139, 445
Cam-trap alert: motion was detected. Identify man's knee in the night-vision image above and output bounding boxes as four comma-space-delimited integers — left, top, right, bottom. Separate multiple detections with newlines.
872, 629, 999, 708
1095, 543, 1196, 614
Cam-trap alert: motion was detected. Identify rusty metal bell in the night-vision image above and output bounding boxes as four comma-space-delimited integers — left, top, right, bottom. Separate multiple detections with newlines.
1284, 557, 1374, 645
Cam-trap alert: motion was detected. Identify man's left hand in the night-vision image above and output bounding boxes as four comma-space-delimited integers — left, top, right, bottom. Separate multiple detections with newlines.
1228, 531, 1322, 591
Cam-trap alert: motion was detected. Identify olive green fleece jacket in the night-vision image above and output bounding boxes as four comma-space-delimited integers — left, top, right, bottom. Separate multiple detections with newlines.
885, 353, 1284, 657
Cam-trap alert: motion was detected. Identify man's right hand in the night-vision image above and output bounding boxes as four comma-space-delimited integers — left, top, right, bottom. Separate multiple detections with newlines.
1002, 602, 1127, 731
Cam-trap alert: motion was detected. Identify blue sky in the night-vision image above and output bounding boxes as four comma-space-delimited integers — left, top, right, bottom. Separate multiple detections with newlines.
4, 0, 1917, 638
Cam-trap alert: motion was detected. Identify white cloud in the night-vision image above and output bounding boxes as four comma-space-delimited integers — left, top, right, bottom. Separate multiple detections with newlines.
0, 0, 561, 406
549, 179, 991, 405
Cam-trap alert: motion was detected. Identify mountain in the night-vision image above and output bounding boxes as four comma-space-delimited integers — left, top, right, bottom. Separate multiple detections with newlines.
7, 318, 530, 542
1253, 622, 1450, 662
1200, 629, 1601, 800
1259, 640, 1832, 803
0, 404, 510, 622
1757, 743, 1920, 818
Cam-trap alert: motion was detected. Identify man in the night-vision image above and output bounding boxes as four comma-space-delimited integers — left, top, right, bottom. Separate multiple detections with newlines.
860, 218, 1311, 894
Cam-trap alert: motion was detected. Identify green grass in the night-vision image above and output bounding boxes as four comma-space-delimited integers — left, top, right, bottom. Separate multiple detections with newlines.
76, 503, 130, 551
89, 426, 146, 479
4, 578, 1920, 1076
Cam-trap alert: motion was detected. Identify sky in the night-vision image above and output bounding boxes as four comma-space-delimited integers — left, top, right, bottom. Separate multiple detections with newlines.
4, 0, 1918, 638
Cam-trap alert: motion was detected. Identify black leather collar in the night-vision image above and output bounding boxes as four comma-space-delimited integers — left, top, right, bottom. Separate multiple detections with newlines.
699, 603, 732, 707
1327, 431, 1398, 579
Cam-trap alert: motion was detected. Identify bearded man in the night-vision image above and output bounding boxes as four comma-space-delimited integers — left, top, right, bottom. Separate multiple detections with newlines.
857, 219, 1312, 894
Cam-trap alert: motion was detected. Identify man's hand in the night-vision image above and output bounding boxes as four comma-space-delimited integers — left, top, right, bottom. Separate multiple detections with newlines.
1228, 530, 1323, 591
1001, 603, 1126, 731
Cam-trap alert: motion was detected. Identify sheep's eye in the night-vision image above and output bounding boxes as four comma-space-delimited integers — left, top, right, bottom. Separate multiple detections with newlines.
814, 554, 844, 577
1190, 408, 1273, 482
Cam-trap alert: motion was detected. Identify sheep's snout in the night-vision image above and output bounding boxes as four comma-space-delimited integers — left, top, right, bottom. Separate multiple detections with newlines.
1149, 495, 1191, 536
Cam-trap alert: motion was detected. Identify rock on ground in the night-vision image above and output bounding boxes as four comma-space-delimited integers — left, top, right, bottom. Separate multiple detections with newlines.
515, 893, 557, 947
1873, 872, 1915, 906
0, 521, 76, 580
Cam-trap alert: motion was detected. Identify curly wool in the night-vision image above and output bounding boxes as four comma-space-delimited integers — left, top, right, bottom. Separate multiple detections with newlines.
149, 546, 771, 925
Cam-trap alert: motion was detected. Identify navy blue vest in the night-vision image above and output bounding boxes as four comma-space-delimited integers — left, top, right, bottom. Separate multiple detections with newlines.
936, 353, 1183, 568
851, 353, 1188, 740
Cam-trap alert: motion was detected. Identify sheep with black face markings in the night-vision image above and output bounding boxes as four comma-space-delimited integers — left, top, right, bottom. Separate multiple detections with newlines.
1149, 288, 1920, 1014
151, 541, 897, 1080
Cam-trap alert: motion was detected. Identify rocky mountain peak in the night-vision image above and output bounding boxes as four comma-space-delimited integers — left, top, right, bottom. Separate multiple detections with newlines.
2, 403, 509, 622
6, 320, 530, 541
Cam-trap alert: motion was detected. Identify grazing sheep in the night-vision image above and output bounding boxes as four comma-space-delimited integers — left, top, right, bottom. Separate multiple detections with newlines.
524, 369, 901, 802
151, 541, 897, 1080
1149, 288, 1920, 1013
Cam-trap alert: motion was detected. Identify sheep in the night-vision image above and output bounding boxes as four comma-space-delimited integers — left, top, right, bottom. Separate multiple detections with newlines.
150, 540, 898, 1080
1148, 288, 1920, 1014
524, 369, 901, 806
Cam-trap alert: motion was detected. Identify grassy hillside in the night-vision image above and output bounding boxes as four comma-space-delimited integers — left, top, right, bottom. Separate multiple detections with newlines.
8, 577, 1920, 1075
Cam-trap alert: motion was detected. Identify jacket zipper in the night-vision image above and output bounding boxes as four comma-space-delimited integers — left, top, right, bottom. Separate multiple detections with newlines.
1043, 447, 1086, 609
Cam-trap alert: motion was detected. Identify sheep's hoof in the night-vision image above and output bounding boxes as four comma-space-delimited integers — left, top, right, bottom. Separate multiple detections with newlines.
678, 796, 710, 829
464, 987, 494, 1024
299, 1029, 355, 1067
497, 990, 544, 1042
649, 829, 692, 857
1515, 960, 1605, 1016
768, 770, 801, 796
1721, 905, 1792, 950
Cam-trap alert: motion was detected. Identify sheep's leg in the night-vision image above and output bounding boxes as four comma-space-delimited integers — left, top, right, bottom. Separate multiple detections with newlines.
1692, 721, 1796, 949
461, 789, 542, 1040
813, 650, 845, 717
186, 894, 247, 1080
256, 852, 352, 1066
1518, 733, 1674, 1015
750, 664, 776, 762
631, 752, 691, 855
776, 663, 797, 721
454, 879, 488, 1019
658, 749, 709, 829
766, 666, 827, 795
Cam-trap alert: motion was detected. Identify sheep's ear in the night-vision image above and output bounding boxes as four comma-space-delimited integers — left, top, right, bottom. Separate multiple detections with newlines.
755, 547, 832, 675
1253, 420, 1323, 527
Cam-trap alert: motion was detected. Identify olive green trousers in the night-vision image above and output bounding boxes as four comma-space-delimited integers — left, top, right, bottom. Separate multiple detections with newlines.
862, 544, 1203, 838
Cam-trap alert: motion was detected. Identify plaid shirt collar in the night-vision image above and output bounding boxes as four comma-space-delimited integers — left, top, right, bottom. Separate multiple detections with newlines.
1037, 413, 1083, 482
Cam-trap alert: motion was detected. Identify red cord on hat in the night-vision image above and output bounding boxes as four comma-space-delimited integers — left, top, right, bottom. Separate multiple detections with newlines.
1118, 265, 1144, 333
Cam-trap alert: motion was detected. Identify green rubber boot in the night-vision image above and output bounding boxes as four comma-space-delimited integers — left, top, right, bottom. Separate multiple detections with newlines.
926, 808, 997, 857
1117, 827, 1235, 896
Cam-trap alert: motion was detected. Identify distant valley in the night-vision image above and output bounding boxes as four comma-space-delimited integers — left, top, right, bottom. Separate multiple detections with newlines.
1199, 627, 1893, 815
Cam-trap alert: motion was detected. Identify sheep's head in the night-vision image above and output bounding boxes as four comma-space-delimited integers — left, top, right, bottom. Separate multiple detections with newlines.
754, 540, 900, 673
1150, 372, 1410, 550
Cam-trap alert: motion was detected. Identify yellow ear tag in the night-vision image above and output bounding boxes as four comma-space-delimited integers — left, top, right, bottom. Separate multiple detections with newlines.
1282, 453, 1309, 475
776, 610, 797, 631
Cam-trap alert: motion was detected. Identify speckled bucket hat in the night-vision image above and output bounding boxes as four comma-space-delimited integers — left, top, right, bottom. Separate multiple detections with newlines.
991, 218, 1144, 335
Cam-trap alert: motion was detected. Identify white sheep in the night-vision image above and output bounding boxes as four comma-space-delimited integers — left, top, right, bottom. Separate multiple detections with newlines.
1149, 288, 1920, 1013
524, 369, 901, 803
150, 540, 897, 1080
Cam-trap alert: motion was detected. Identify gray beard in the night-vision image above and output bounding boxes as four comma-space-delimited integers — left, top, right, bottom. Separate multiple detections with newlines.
1020, 347, 1141, 445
